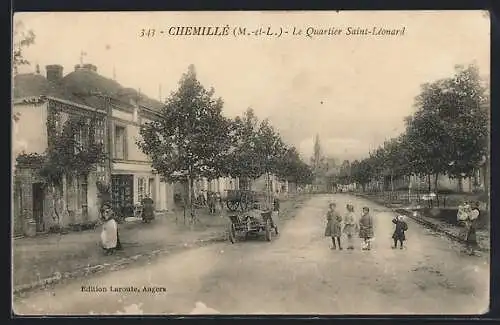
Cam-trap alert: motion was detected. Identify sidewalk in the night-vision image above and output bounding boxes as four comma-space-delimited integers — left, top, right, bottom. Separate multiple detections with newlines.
13, 209, 228, 294
13, 194, 306, 295
353, 192, 490, 252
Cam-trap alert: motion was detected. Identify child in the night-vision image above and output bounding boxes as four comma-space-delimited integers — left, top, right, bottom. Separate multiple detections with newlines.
325, 202, 343, 250
392, 215, 408, 249
343, 204, 358, 250
358, 206, 374, 250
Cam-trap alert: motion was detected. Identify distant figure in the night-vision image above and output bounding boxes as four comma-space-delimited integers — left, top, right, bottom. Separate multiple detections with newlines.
343, 204, 358, 250
207, 192, 217, 214
141, 197, 155, 223
392, 215, 408, 249
359, 206, 374, 250
325, 202, 343, 250
216, 192, 224, 211
273, 193, 280, 217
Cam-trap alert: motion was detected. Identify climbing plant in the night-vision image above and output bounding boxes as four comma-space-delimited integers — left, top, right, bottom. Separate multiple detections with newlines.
15, 106, 107, 227
36, 107, 107, 185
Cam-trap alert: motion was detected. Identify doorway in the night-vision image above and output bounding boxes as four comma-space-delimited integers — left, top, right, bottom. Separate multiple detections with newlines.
32, 183, 45, 232
111, 174, 134, 217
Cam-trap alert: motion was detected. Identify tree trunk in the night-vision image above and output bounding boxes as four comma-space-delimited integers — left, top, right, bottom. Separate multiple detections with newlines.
427, 174, 432, 208
266, 172, 271, 210
408, 175, 412, 204
186, 175, 193, 225
434, 173, 439, 208
61, 174, 69, 226
483, 162, 489, 212
390, 173, 394, 193
457, 176, 464, 193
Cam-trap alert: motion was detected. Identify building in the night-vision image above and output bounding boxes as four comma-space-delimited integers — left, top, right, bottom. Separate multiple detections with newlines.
12, 94, 108, 235
107, 88, 174, 215
12, 63, 173, 236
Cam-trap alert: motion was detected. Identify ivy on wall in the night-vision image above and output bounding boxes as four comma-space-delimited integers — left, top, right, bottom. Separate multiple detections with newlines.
16, 104, 107, 188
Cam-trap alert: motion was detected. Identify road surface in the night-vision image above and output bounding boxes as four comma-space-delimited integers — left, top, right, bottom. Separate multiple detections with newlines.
13, 194, 489, 315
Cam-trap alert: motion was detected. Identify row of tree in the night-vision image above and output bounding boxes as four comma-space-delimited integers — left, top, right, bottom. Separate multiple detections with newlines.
137, 65, 313, 210
338, 64, 489, 198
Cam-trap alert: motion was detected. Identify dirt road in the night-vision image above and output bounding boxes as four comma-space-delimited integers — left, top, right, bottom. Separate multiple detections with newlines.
13, 194, 489, 315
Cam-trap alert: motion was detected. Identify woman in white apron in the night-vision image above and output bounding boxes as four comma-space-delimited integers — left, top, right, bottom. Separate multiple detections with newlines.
100, 203, 119, 255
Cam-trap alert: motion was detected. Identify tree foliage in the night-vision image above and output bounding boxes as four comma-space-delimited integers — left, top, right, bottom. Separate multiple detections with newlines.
16, 110, 107, 187
275, 146, 314, 185
350, 63, 489, 192
138, 65, 233, 184
224, 108, 264, 180
13, 20, 36, 74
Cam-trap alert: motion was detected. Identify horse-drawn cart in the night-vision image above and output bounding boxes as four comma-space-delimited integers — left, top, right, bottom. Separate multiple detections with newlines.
227, 210, 279, 243
225, 189, 260, 212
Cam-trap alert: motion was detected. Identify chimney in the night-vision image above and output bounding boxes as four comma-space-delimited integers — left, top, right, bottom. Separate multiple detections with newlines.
74, 63, 98, 73
46, 64, 63, 82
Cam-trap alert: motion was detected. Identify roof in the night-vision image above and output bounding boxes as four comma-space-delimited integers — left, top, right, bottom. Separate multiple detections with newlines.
13, 73, 64, 98
13, 67, 164, 111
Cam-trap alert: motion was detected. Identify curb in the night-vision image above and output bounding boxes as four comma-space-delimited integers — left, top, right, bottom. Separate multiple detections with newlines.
353, 193, 489, 252
13, 196, 306, 296
13, 233, 226, 296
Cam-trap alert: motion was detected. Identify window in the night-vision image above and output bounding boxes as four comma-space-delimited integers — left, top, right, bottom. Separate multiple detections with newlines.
148, 178, 155, 199
96, 164, 106, 182
114, 125, 126, 159
138, 177, 146, 202
95, 119, 105, 145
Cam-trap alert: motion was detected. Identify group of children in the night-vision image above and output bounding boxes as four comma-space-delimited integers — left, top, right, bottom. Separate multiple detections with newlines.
324, 202, 408, 250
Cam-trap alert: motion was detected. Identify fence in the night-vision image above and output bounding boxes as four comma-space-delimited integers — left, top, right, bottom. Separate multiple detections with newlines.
361, 190, 485, 209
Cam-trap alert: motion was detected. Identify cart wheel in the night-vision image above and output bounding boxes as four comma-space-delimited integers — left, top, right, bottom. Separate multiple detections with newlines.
226, 200, 239, 212
228, 224, 236, 244
265, 219, 272, 242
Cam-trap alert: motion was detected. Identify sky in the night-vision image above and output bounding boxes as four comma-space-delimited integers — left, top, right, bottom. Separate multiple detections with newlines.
13, 11, 490, 162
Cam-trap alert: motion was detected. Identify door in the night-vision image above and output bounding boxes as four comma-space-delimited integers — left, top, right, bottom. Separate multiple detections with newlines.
32, 183, 45, 232
111, 175, 134, 217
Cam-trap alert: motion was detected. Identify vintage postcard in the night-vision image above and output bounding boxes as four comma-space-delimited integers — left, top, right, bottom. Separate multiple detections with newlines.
12, 11, 490, 315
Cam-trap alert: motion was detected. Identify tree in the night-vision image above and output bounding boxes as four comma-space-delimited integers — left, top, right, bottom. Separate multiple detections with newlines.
296, 161, 314, 185
381, 136, 412, 191
137, 65, 232, 221
406, 64, 489, 196
274, 146, 313, 186
253, 119, 288, 205
338, 159, 351, 185
224, 108, 264, 186
439, 65, 489, 188
13, 20, 36, 75
351, 159, 372, 192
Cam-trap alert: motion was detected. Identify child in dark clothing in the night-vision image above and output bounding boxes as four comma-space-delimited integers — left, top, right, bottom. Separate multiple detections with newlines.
359, 206, 374, 250
392, 215, 408, 249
